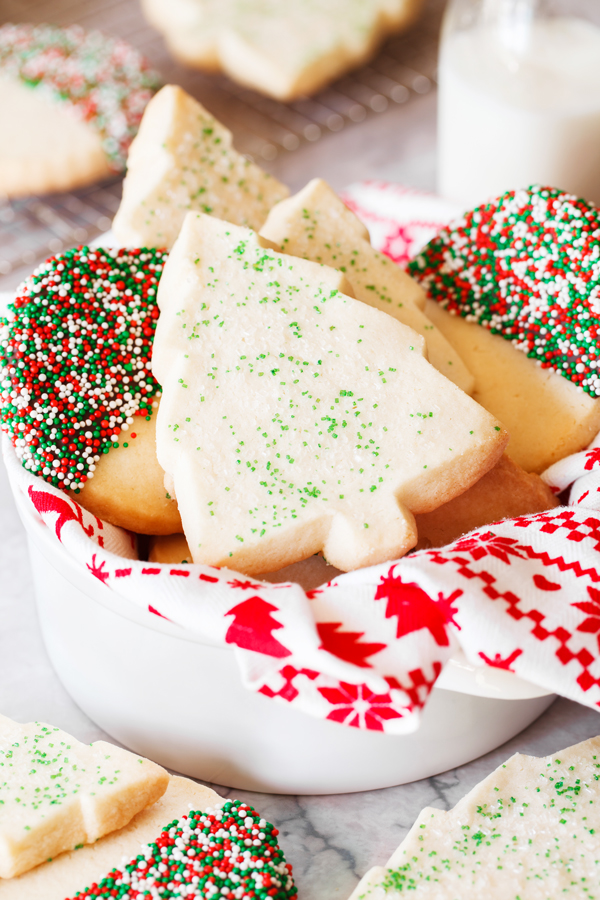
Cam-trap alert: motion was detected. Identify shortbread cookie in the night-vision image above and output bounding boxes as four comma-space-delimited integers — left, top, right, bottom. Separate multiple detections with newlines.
149, 534, 343, 588
112, 85, 289, 249
153, 212, 507, 574
74, 407, 182, 534
140, 0, 423, 101
0, 714, 168, 880
4, 776, 221, 899
0, 24, 159, 197
349, 735, 600, 899
0, 246, 181, 534
261, 178, 474, 393
414, 453, 559, 549
7, 776, 296, 900
408, 186, 600, 473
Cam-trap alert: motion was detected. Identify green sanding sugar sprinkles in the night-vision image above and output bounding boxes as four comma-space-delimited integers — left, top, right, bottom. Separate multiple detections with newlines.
69, 799, 297, 900
0, 23, 160, 170
0, 246, 166, 492
407, 185, 600, 397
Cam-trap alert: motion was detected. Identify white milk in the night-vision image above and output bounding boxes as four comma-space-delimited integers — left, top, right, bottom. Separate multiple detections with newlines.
438, 17, 600, 208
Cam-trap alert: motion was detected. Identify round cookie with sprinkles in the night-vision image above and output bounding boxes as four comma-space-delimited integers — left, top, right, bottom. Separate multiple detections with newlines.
407, 185, 600, 398
0, 23, 160, 196
67, 799, 297, 900
0, 245, 182, 534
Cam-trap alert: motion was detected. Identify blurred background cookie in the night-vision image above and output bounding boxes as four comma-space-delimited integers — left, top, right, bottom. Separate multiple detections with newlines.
0, 23, 160, 197
140, 0, 425, 101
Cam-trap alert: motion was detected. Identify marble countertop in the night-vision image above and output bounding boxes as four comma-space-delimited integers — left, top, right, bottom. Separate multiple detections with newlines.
2, 88, 600, 900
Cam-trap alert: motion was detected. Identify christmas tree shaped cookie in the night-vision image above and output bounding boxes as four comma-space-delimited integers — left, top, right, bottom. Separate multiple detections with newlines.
0, 714, 168, 879
140, 0, 423, 101
350, 736, 600, 899
112, 85, 289, 249
408, 186, 600, 472
153, 212, 507, 574
261, 178, 474, 393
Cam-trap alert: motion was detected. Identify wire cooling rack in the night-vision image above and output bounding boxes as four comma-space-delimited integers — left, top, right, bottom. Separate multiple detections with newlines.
0, 0, 444, 287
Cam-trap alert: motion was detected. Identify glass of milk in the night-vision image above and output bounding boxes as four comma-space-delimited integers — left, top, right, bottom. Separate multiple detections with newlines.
437, 0, 600, 208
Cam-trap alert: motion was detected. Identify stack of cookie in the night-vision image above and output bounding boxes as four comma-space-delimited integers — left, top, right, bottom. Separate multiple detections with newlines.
6, 83, 595, 588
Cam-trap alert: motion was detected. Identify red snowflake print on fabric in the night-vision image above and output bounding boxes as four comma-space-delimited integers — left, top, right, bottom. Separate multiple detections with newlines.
573, 586, 600, 652
227, 578, 263, 590
478, 649, 523, 671
318, 682, 404, 731
380, 221, 443, 267
452, 531, 528, 564
374, 566, 460, 646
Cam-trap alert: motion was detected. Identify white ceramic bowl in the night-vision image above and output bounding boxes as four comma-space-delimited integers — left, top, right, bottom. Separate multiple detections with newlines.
11, 474, 555, 795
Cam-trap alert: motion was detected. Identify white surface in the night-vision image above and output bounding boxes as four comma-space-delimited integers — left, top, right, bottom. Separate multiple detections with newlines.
438, 17, 600, 206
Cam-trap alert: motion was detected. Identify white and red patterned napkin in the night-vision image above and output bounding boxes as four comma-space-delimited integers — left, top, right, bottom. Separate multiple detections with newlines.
5, 181, 600, 735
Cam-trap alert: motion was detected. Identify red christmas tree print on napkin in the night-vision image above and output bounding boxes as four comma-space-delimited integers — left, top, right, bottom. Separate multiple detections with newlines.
375, 566, 460, 646
317, 622, 385, 668
225, 596, 291, 658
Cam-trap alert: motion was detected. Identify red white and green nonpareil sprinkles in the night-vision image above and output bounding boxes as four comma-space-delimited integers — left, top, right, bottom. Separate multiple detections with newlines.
0, 23, 160, 170
0, 246, 166, 492
68, 799, 297, 900
407, 185, 600, 398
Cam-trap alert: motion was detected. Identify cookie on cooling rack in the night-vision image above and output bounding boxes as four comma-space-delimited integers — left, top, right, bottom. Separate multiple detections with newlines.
0, 23, 160, 197
112, 84, 289, 249
140, 0, 424, 101
408, 185, 600, 473
0, 245, 181, 535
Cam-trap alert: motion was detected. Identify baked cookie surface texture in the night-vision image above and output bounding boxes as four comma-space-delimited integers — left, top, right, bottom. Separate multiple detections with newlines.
0, 23, 160, 196
350, 735, 600, 898
140, 0, 423, 100
153, 212, 507, 574
261, 178, 474, 393
112, 85, 289, 249
3, 776, 222, 900
0, 246, 180, 533
0, 714, 168, 879
409, 185, 600, 472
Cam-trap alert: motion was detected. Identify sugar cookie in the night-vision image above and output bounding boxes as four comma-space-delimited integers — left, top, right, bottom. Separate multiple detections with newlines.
414, 453, 559, 549
3, 776, 221, 900
0, 246, 181, 534
112, 85, 289, 250
350, 735, 600, 899
140, 0, 423, 101
153, 212, 507, 574
0, 714, 168, 880
0, 24, 159, 197
261, 178, 474, 393
408, 186, 600, 473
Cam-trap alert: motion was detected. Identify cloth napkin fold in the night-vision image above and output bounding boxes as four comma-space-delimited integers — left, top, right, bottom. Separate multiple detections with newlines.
5, 181, 600, 735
